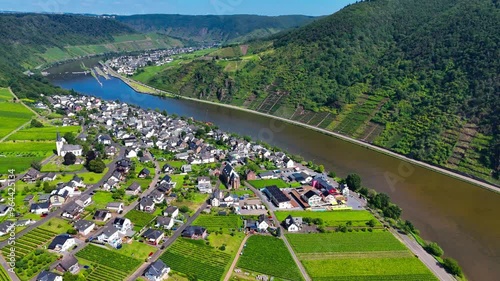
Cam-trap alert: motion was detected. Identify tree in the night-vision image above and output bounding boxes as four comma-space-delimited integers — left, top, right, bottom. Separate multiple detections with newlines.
31, 160, 42, 171
383, 204, 402, 219
317, 164, 325, 173
86, 150, 97, 164
88, 159, 106, 173
366, 219, 376, 227
63, 132, 76, 144
443, 257, 463, 277
345, 173, 361, 191
179, 206, 190, 213
328, 171, 336, 178
137, 150, 144, 157
30, 119, 43, 128
63, 152, 76, 165
372, 193, 390, 209
424, 242, 444, 257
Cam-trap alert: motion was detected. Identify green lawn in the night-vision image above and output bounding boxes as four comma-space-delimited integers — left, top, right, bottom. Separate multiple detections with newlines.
92, 191, 117, 209
124, 210, 156, 229
275, 210, 382, 227
109, 241, 157, 260
238, 235, 303, 281
38, 218, 73, 234
247, 179, 288, 189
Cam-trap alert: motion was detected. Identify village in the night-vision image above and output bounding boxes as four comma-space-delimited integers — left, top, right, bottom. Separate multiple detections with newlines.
0, 93, 370, 281
108, 44, 216, 76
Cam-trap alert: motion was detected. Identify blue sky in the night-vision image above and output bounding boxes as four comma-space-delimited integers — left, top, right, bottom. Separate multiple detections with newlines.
0, 0, 357, 16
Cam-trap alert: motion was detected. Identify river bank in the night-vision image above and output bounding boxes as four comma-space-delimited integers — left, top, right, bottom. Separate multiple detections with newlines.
106, 65, 500, 195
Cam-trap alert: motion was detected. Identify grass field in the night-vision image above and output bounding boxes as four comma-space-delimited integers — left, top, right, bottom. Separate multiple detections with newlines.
247, 179, 288, 189
275, 210, 381, 227
237, 235, 303, 281
8, 125, 80, 141
0, 88, 13, 102
76, 244, 142, 272
286, 232, 406, 253
0, 101, 34, 139
193, 214, 242, 232
109, 241, 157, 260
286, 231, 437, 281
0, 141, 54, 173
302, 257, 438, 281
124, 209, 156, 229
92, 191, 118, 209
160, 239, 232, 281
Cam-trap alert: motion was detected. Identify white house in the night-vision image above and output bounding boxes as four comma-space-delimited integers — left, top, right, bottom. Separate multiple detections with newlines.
301, 190, 322, 207
48, 235, 76, 253
163, 206, 179, 218
144, 260, 170, 281
97, 226, 121, 248
74, 220, 95, 236
106, 202, 124, 213
283, 215, 301, 232
156, 216, 174, 230
113, 217, 132, 233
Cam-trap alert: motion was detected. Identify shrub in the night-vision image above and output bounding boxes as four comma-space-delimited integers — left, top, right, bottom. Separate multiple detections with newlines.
422, 242, 443, 257
443, 257, 463, 277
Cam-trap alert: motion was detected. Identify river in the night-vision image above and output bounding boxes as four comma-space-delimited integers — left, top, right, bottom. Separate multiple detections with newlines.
48, 60, 500, 281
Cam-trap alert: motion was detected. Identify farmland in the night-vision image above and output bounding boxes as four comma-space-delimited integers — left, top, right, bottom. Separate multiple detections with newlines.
1, 227, 57, 261
247, 179, 288, 189
237, 235, 302, 281
160, 238, 232, 281
124, 210, 156, 230
193, 214, 242, 232
286, 232, 436, 281
76, 244, 142, 273
0, 266, 8, 281
286, 232, 406, 253
0, 141, 54, 173
275, 210, 382, 227
8, 125, 80, 141
302, 257, 437, 281
0, 88, 12, 101
0, 101, 34, 139
0, 227, 58, 280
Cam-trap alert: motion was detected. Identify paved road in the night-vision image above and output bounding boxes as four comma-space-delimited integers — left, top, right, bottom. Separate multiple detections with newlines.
126, 200, 209, 281
117, 73, 500, 193
223, 234, 250, 281
245, 183, 311, 281
390, 229, 456, 281
0, 144, 124, 249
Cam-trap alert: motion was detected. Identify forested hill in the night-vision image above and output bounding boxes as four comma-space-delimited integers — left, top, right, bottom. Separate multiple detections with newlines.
115, 14, 317, 43
135, 0, 500, 184
0, 13, 184, 99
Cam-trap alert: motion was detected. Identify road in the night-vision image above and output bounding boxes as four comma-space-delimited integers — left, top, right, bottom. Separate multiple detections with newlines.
390, 229, 456, 281
245, 182, 311, 281
223, 234, 250, 281
0, 144, 125, 249
113, 71, 500, 194
126, 200, 209, 281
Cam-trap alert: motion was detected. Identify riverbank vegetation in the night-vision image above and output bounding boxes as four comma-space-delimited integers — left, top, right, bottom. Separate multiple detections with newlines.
133, 0, 500, 186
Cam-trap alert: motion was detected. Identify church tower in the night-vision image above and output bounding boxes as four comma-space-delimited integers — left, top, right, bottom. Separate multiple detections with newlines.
56, 132, 64, 156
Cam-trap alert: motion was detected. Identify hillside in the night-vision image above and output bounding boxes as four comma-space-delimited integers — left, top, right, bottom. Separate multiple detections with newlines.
134, 0, 500, 184
0, 13, 183, 100
115, 14, 317, 43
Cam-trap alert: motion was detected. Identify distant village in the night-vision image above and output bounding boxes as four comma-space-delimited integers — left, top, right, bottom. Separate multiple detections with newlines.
108, 44, 216, 76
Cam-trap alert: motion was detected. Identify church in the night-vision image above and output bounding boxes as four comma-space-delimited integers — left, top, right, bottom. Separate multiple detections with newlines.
56, 132, 83, 157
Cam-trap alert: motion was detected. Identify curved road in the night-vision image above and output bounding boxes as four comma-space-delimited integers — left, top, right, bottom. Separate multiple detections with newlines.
106, 66, 500, 194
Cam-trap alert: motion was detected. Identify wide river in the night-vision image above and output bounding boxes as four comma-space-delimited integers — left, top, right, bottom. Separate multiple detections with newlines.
49, 60, 499, 280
